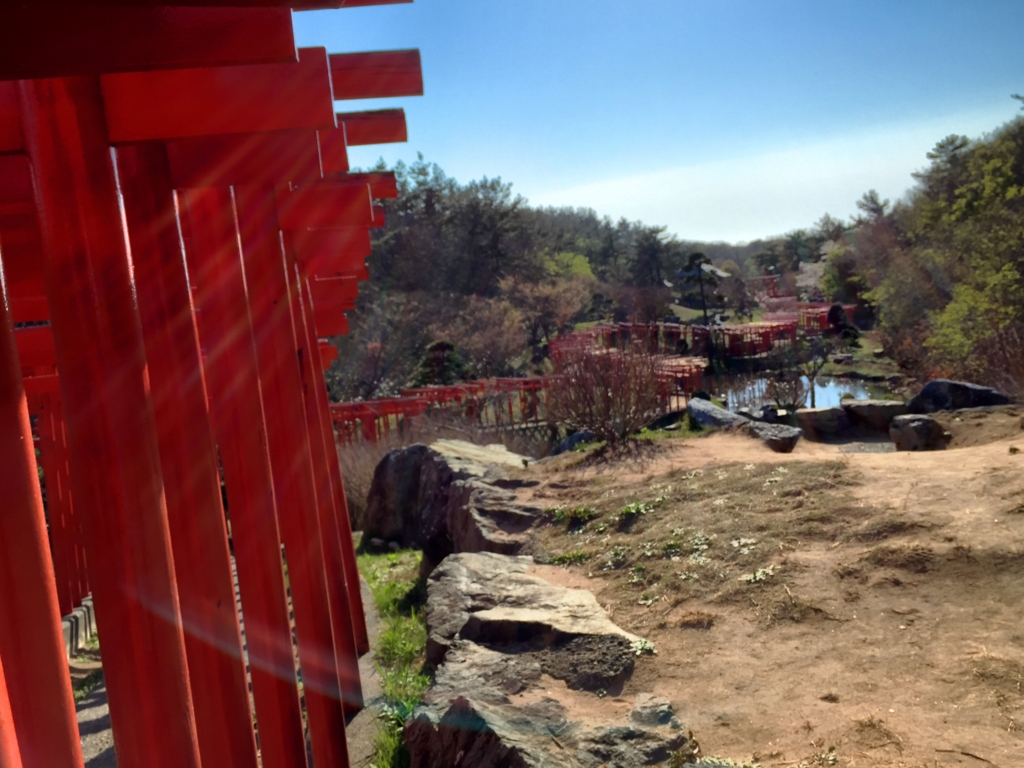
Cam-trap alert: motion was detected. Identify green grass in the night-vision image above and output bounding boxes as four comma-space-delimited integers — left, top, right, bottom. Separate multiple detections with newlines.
357, 549, 431, 768
73, 669, 104, 703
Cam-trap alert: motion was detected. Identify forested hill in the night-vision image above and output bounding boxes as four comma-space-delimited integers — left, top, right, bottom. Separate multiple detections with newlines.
327, 154, 773, 400
328, 101, 1024, 401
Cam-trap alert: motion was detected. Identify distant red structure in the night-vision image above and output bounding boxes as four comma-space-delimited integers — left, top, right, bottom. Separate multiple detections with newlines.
0, 4, 420, 768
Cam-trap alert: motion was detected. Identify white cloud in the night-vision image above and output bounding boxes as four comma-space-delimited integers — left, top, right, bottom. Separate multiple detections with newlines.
526, 105, 1019, 243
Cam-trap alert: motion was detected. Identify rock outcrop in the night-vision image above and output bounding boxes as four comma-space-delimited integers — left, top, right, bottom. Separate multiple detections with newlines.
841, 399, 907, 432
408, 552, 690, 768
906, 379, 1012, 414
795, 406, 851, 440
741, 421, 803, 453
685, 397, 748, 429
688, 397, 802, 453
361, 440, 544, 576
890, 414, 951, 451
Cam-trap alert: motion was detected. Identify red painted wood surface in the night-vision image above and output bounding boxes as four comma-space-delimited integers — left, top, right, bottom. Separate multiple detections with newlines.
318, 126, 349, 173
329, 50, 423, 99
335, 108, 407, 146
166, 129, 322, 189
234, 184, 353, 763
275, 181, 374, 229
296, 271, 369, 654
0, 264, 83, 768
280, 241, 364, 711
34, 396, 76, 618
18, 75, 198, 768
290, 228, 371, 276
179, 186, 309, 768
0, 8, 296, 82
0, 655, 22, 768
102, 48, 335, 143
117, 143, 259, 768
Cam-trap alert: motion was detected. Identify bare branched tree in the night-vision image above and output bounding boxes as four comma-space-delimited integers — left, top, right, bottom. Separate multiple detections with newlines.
547, 343, 665, 444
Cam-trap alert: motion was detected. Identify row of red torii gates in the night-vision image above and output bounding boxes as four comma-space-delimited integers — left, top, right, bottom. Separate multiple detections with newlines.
0, 4, 419, 768
328, 306, 854, 444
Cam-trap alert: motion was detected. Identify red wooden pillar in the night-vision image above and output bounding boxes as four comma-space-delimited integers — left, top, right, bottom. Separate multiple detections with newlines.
298, 274, 369, 655
233, 184, 354, 759
0, 654, 22, 768
17, 75, 199, 768
282, 240, 367, 684
116, 143, 259, 768
52, 402, 89, 607
0, 248, 82, 768
178, 186, 309, 768
35, 394, 76, 617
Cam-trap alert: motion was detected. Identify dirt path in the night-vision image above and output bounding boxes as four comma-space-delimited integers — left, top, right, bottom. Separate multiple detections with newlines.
525, 430, 1024, 767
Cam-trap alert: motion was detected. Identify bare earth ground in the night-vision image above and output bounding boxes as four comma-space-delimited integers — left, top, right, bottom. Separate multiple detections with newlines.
514, 416, 1024, 768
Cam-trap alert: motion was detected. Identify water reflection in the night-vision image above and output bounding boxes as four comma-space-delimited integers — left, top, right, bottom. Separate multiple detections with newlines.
710, 376, 891, 412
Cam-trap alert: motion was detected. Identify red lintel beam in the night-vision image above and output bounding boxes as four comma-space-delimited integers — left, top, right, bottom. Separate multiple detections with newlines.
13, 327, 55, 370
336, 109, 407, 146
343, 172, 398, 199
0, 8, 296, 82
329, 50, 422, 100
101, 47, 335, 144
165, 130, 322, 189
275, 182, 373, 229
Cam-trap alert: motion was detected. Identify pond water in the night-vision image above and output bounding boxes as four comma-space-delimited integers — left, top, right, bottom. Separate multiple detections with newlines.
709, 375, 892, 412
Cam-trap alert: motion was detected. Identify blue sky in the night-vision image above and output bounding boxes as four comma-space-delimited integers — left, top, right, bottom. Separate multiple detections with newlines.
294, 0, 1024, 243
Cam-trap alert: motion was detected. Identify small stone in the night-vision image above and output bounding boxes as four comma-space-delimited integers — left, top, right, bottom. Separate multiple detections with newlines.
369, 537, 386, 549
388, 541, 401, 552
630, 693, 675, 726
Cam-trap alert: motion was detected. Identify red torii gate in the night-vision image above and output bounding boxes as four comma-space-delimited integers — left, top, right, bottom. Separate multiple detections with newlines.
0, 5, 419, 768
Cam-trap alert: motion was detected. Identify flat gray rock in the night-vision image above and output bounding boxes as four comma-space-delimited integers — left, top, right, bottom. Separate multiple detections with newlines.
409, 552, 690, 768
686, 397, 748, 428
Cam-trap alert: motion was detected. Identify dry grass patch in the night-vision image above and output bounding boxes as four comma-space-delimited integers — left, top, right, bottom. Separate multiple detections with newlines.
534, 460, 869, 619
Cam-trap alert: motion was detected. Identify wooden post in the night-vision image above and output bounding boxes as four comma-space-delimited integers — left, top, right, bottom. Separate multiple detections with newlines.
233, 183, 353, 762
282, 238, 365, 694
0, 242, 82, 768
116, 143, 259, 768
296, 271, 369, 655
17, 75, 199, 768
0, 654, 23, 768
34, 394, 76, 616
178, 186, 309, 768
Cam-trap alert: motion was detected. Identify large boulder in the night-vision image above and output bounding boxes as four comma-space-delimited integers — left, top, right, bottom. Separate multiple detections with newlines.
842, 399, 907, 432
688, 397, 802, 452
890, 414, 951, 451
906, 379, 1012, 414
444, 480, 545, 563
794, 407, 851, 440
686, 397, 748, 429
408, 552, 690, 768
742, 421, 803, 453
362, 440, 537, 575
359, 444, 453, 546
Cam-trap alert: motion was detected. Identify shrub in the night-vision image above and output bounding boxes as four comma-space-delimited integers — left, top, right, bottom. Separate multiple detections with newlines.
547, 343, 666, 444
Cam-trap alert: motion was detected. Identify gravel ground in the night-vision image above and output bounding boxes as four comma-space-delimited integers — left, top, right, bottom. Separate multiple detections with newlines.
76, 684, 116, 767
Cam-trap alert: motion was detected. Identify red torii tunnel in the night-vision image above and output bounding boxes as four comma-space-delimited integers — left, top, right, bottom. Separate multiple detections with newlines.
0, 4, 419, 768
